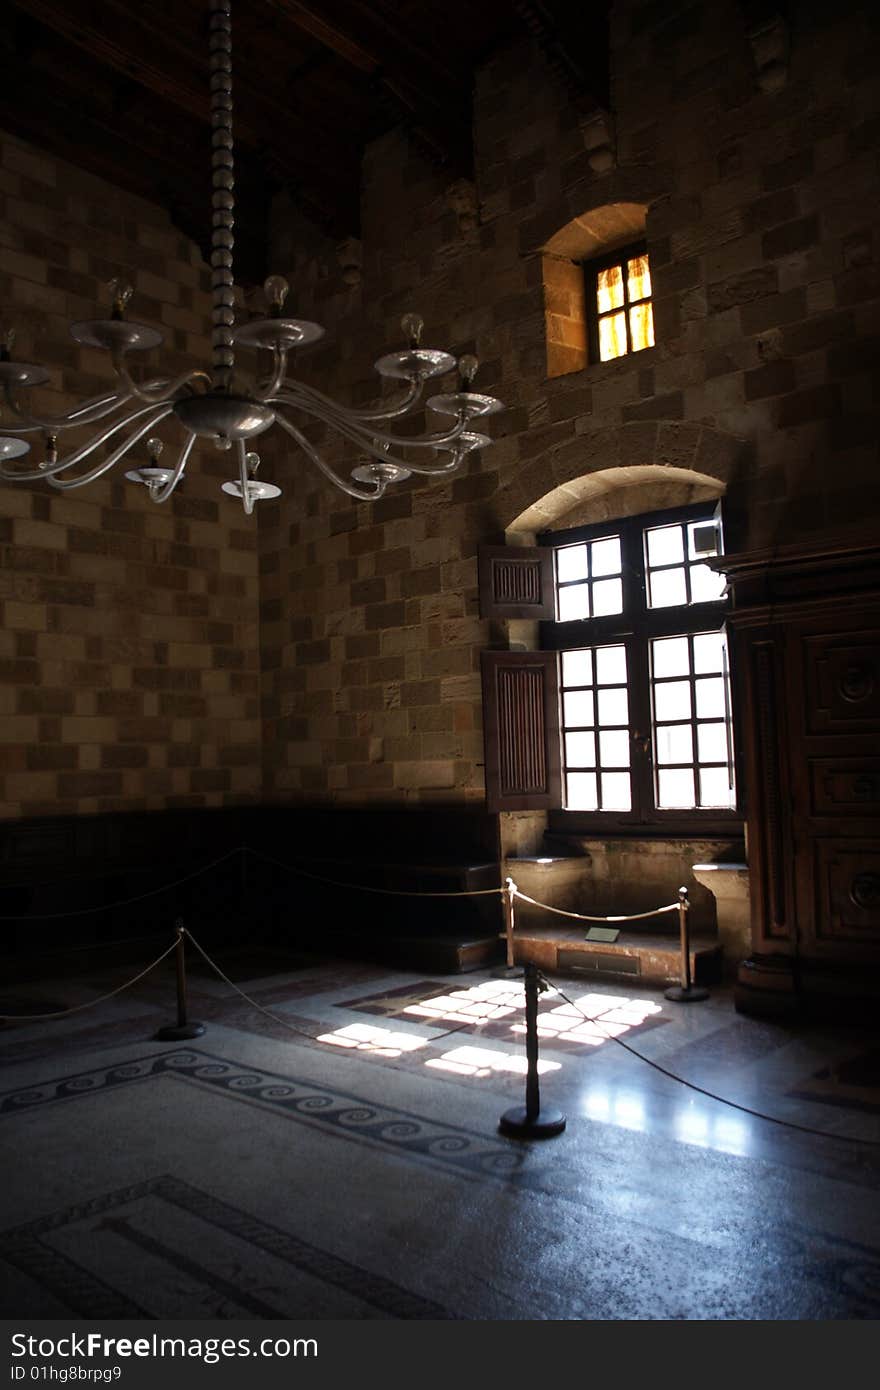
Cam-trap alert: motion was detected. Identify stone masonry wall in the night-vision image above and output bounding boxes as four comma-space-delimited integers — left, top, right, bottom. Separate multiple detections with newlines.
0, 132, 261, 820
258, 0, 880, 806
2, 0, 877, 821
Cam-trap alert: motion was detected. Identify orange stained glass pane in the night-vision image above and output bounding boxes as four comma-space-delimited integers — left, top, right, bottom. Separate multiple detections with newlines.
627, 254, 652, 301
597, 264, 624, 313
599, 311, 627, 361
629, 301, 655, 352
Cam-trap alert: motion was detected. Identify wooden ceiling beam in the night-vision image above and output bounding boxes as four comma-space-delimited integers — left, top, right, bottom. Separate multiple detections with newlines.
266, 0, 474, 171
7, 0, 362, 210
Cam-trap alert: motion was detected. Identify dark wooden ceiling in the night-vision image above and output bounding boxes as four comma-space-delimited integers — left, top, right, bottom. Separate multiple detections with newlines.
0, 0, 611, 281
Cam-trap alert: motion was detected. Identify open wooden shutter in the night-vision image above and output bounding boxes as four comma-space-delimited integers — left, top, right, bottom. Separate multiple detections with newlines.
481, 650, 562, 812
478, 545, 555, 619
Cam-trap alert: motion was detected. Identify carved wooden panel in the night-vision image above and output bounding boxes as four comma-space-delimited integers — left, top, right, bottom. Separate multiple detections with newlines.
480, 650, 562, 812
478, 545, 555, 620
814, 842, 880, 942
805, 632, 880, 734
753, 641, 789, 937
810, 759, 880, 817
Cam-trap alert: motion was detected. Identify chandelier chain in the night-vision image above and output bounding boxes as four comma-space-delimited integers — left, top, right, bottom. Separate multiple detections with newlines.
209, 0, 235, 385
0, 0, 503, 508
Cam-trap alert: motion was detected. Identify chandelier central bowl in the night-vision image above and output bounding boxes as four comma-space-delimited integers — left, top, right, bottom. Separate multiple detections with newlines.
172, 393, 276, 442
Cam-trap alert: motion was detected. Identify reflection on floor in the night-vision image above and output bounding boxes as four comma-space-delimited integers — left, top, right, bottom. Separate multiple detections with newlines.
1, 942, 879, 1320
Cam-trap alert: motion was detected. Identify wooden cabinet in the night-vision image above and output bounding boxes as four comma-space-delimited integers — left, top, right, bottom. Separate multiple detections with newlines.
722, 537, 880, 1015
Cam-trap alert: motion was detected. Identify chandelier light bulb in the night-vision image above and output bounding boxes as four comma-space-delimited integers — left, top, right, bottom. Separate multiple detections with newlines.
263, 275, 289, 316
0, 0, 503, 514
107, 278, 134, 319
458, 354, 479, 385
400, 313, 424, 347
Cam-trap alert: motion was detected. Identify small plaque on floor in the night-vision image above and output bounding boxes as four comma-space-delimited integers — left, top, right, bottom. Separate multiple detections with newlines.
585, 927, 620, 943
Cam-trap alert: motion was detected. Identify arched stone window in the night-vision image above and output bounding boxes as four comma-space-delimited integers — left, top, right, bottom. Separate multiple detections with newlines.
480, 454, 746, 837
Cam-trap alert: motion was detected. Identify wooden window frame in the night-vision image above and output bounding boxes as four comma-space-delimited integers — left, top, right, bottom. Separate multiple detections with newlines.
539, 501, 745, 838
585, 239, 653, 365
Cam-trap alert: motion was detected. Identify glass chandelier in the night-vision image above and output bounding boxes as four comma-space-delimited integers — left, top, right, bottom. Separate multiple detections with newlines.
0, 0, 502, 513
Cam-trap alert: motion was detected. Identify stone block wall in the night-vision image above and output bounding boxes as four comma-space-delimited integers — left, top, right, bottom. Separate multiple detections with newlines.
258, 0, 880, 806
0, 132, 261, 819
2, 0, 878, 825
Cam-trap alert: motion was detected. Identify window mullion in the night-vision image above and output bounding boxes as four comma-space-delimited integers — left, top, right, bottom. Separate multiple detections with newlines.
627, 632, 654, 823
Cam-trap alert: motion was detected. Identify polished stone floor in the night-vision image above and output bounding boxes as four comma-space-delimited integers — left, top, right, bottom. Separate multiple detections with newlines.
1, 938, 879, 1320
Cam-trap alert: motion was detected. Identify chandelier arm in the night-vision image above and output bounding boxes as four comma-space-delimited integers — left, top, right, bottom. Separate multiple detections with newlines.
0, 401, 170, 480
111, 357, 212, 404
275, 374, 424, 422
271, 410, 385, 501
1, 383, 131, 434
152, 431, 197, 504
273, 390, 467, 451
45, 407, 175, 491
236, 438, 254, 515
254, 348, 289, 403
268, 398, 466, 479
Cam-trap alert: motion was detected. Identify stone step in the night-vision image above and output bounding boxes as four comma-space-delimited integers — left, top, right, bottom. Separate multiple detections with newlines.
507, 924, 722, 989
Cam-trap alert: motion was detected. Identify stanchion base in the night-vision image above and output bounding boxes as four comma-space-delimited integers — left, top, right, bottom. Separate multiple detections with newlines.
499, 1105, 566, 1139
155, 1022, 206, 1040
664, 985, 709, 1003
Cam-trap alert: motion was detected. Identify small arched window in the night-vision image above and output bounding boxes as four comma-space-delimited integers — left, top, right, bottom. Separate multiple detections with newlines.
543, 203, 653, 378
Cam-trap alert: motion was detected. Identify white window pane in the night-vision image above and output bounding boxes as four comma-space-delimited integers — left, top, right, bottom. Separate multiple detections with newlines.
563, 690, 595, 727
697, 722, 728, 763
693, 631, 725, 674
567, 771, 597, 810
558, 584, 590, 621
695, 677, 726, 718
565, 732, 596, 767
592, 577, 623, 616
599, 730, 630, 767
690, 563, 726, 603
688, 521, 720, 559
562, 649, 593, 687
647, 525, 684, 567
656, 723, 693, 765
557, 543, 589, 582
699, 767, 735, 808
657, 768, 696, 809
595, 645, 627, 685
601, 772, 632, 811
649, 567, 687, 608
597, 687, 628, 725
654, 680, 692, 721
652, 636, 690, 678
590, 536, 621, 577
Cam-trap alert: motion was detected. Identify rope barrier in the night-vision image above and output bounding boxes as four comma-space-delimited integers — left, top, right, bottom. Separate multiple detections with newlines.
181, 927, 480, 1048
0, 940, 178, 1022
3, 905, 876, 1148
0, 849, 244, 921
244, 846, 506, 898
542, 971, 880, 1148
508, 887, 679, 924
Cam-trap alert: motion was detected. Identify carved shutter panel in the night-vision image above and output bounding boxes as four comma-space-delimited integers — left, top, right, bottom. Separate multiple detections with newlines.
481, 650, 562, 812
478, 545, 555, 619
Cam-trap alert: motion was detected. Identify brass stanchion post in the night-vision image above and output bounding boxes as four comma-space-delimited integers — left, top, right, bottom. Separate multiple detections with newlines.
499, 962, 566, 1139
664, 886, 708, 1003
503, 876, 516, 969
155, 919, 206, 1040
